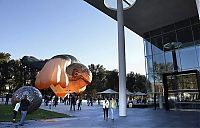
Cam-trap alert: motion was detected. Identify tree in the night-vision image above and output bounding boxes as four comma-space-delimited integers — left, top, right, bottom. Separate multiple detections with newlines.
126, 72, 135, 92
0, 52, 11, 63
86, 64, 107, 94
126, 72, 149, 93
0, 52, 11, 95
134, 73, 148, 93
105, 70, 119, 91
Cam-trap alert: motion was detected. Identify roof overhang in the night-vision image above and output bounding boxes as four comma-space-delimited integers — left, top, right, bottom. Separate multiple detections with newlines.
84, 0, 199, 37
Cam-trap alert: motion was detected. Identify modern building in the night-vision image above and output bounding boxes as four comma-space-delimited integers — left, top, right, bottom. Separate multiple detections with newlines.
84, 0, 200, 110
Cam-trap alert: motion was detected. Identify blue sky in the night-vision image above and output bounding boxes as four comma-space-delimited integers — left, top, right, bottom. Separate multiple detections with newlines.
0, 0, 145, 74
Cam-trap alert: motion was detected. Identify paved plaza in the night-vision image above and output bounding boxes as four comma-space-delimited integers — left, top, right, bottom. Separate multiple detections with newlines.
0, 101, 200, 128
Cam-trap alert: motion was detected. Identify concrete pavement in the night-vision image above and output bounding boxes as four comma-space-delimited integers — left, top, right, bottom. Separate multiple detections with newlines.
0, 101, 200, 128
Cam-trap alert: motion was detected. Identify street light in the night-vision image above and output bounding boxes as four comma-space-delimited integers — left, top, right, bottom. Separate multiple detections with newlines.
103, 0, 137, 116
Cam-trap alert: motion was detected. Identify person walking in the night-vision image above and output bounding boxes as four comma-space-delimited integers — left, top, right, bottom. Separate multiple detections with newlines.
77, 96, 82, 110
102, 98, 109, 121
70, 94, 76, 111
19, 95, 30, 126
5, 93, 9, 105
110, 97, 117, 120
12, 100, 20, 123
90, 97, 93, 106
53, 96, 58, 107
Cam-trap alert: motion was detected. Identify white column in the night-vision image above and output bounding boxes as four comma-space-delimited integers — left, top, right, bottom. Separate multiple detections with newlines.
196, 0, 200, 19
117, 0, 127, 117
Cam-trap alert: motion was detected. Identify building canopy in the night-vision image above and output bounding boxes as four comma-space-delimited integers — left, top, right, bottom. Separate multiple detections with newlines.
84, 0, 199, 37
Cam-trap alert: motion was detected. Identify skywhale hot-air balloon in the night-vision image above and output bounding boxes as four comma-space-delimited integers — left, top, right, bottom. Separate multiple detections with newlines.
35, 55, 92, 98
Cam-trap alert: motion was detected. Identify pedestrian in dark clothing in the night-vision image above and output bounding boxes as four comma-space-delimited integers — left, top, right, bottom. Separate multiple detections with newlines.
69, 93, 72, 105
90, 97, 93, 106
5, 94, 9, 105
64, 96, 67, 105
19, 95, 30, 126
66, 95, 70, 105
70, 95, 76, 111
44, 95, 49, 106
53, 96, 58, 107
87, 98, 90, 106
77, 97, 82, 110
98, 97, 100, 105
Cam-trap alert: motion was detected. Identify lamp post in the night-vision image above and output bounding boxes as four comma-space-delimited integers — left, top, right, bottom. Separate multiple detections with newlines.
104, 0, 136, 116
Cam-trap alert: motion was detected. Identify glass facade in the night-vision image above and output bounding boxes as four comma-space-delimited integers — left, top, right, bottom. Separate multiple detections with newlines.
144, 16, 200, 109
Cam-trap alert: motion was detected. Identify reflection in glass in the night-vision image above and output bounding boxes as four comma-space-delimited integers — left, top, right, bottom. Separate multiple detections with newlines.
164, 52, 174, 72
144, 39, 152, 56
153, 53, 165, 74
196, 44, 200, 67
151, 36, 163, 54
175, 49, 182, 72
179, 46, 198, 70
145, 56, 153, 74
146, 74, 155, 93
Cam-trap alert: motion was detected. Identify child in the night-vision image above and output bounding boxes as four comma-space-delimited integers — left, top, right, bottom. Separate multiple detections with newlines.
12, 100, 20, 123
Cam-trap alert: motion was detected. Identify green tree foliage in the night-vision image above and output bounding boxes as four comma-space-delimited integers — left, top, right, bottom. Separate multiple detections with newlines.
86, 64, 107, 94
127, 72, 148, 93
0, 52, 11, 63
0, 52, 11, 94
126, 72, 135, 92
134, 73, 148, 93
105, 70, 119, 91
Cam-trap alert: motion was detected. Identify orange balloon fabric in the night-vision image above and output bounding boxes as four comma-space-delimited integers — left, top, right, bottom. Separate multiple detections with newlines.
35, 55, 92, 98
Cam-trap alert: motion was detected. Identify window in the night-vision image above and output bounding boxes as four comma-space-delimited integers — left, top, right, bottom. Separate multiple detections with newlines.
164, 52, 174, 72
151, 36, 163, 54
153, 53, 165, 73
163, 32, 177, 47
179, 46, 199, 70
145, 56, 153, 74
144, 39, 152, 56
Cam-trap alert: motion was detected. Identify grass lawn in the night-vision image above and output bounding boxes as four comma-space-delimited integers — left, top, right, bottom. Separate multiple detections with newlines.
0, 104, 70, 122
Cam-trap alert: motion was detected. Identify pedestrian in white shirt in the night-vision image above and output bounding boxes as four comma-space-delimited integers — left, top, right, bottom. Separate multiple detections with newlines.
102, 97, 109, 121
12, 100, 20, 123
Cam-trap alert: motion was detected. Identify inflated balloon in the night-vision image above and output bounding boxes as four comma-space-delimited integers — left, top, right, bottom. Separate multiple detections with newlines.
11, 86, 42, 112
66, 63, 92, 93
35, 54, 92, 98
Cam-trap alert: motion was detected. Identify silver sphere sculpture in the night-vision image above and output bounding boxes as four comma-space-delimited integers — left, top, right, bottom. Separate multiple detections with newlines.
11, 86, 42, 112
